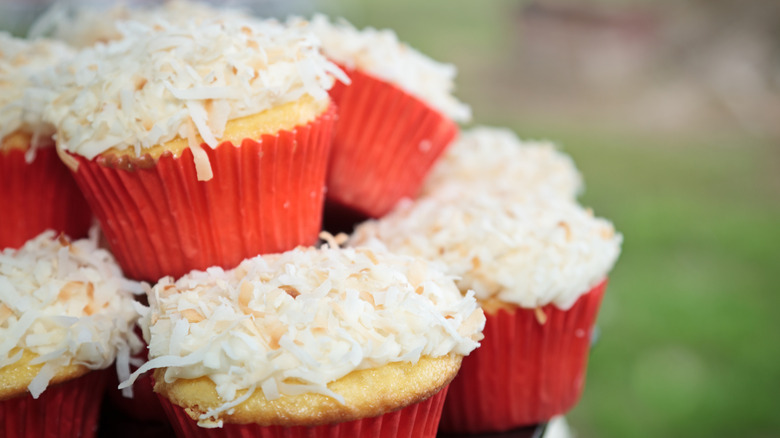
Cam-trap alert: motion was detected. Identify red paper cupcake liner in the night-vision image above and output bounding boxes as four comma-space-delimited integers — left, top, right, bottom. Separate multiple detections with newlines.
157, 384, 449, 438
326, 65, 459, 218
0, 369, 108, 438
69, 104, 336, 283
0, 145, 92, 249
440, 280, 608, 433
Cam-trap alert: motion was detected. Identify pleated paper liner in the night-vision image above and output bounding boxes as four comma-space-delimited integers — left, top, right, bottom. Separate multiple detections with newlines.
0, 145, 92, 249
157, 385, 449, 438
326, 65, 459, 218
69, 104, 336, 283
439, 280, 608, 434
0, 369, 108, 438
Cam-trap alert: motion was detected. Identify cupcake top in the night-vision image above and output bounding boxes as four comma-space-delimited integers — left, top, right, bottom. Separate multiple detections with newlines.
350, 193, 622, 310
28, 0, 252, 48
122, 243, 484, 425
0, 230, 144, 399
0, 33, 74, 150
308, 15, 471, 122
422, 126, 583, 201
45, 16, 346, 180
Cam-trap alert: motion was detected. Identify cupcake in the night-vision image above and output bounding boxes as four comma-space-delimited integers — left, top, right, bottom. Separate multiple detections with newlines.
0, 230, 144, 438
421, 126, 584, 201
45, 16, 346, 282
0, 32, 92, 250
351, 189, 622, 432
308, 15, 471, 220
120, 239, 485, 437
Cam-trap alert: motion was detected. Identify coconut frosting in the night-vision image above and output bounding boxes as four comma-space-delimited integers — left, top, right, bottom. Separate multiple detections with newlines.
45, 15, 347, 180
121, 243, 484, 426
0, 230, 144, 398
307, 15, 471, 122
28, 0, 253, 48
0, 33, 74, 153
422, 126, 583, 201
350, 192, 622, 310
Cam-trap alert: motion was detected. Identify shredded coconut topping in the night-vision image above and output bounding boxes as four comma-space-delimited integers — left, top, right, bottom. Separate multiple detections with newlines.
351, 193, 622, 310
122, 245, 484, 425
0, 33, 74, 148
422, 126, 584, 201
307, 15, 471, 122
45, 15, 346, 180
0, 230, 145, 398
28, 0, 252, 48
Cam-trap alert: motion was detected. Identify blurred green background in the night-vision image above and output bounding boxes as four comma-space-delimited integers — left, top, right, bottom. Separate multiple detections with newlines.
314, 1, 780, 437
3, 0, 778, 436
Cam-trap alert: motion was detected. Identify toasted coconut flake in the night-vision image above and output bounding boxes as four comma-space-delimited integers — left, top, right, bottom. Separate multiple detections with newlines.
280, 285, 300, 298
318, 231, 348, 248
181, 308, 205, 323
534, 307, 548, 325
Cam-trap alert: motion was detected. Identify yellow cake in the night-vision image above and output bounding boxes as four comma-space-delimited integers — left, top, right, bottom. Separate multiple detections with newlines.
64, 95, 329, 175
0, 350, 89, 402
155, 355, 461, 427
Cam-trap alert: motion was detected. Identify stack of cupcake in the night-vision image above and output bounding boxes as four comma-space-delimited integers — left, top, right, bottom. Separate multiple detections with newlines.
1, 1, 621, 436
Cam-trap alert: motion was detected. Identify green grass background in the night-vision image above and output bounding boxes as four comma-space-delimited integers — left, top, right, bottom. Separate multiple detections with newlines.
316, 1, 780, 436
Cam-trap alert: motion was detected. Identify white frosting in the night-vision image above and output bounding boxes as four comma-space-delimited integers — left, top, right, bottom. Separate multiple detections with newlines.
0, 33, 74, 149
350, 192, 622, 310
28, 0, 252, 48
45, 15, 347, 180
307, 15, 471, 122
122, 244, 484, 425
422, 126, 583, 201
0, 230, 145, 398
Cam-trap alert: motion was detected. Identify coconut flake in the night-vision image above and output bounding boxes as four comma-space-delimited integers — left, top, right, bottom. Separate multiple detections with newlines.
28, 362, 58, 399
198, 384, 256, 427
